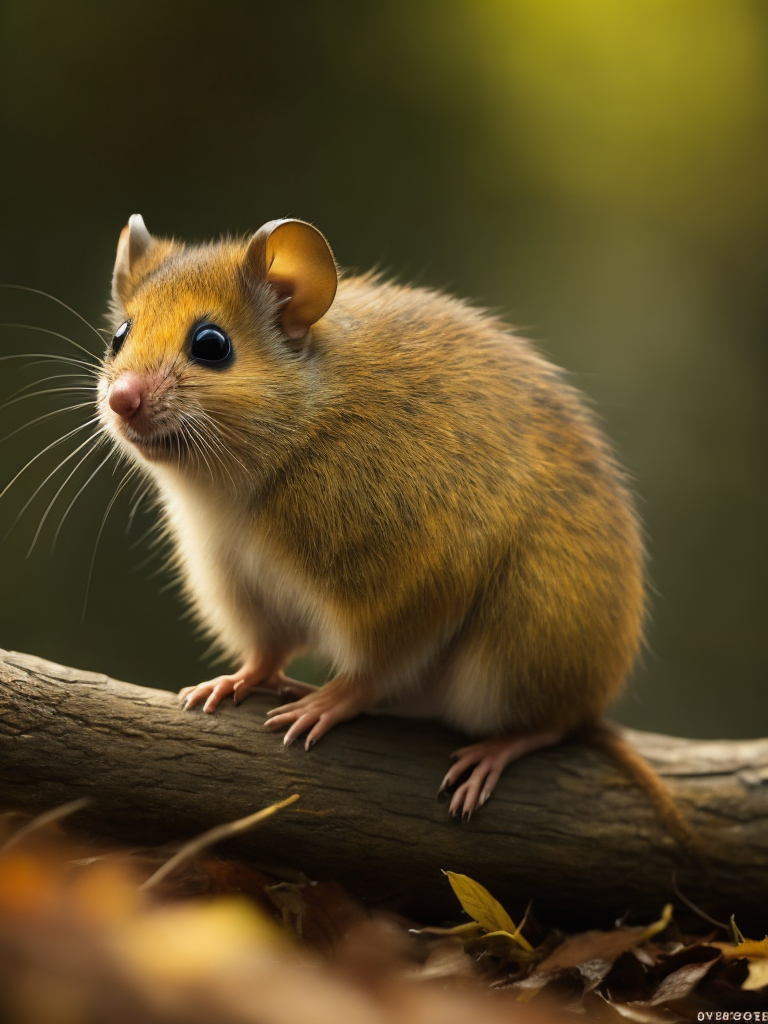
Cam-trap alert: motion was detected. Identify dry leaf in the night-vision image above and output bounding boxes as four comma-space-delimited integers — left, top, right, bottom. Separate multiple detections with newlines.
465, 929, 539, 963
648, 957, 719, 1006
442, 871, 533, 952
744, 959, 768, 990
714, 937, 768, 958
639, 904, 674, 943
536, 927, 649, 974
265, 879, 369, 950
118, 897, 283, 981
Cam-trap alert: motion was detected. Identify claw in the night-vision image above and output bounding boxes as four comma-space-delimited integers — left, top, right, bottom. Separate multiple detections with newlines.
440, 729, 564, 819
264, 675, 376, 750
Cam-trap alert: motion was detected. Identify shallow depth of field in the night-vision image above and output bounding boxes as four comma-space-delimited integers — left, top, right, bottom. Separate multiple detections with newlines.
0, 0, 766, 738
0, 2, 767, 1021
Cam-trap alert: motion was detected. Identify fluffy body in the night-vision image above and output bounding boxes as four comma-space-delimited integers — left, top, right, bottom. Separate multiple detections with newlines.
100, 231, 646, 752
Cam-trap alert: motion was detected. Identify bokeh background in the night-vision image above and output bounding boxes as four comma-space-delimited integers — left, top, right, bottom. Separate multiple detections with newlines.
0, 0, 765, 738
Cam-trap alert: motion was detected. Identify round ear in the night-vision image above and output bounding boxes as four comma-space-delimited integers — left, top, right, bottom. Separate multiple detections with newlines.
245, 219, 337, 341
112, 214, 153, 306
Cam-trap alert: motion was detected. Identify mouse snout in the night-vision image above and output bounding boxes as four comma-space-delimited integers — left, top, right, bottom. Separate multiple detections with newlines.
108, 372, 143, 420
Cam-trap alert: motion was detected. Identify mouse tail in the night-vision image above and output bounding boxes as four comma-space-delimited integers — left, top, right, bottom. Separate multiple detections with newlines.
585, 720, 700, 857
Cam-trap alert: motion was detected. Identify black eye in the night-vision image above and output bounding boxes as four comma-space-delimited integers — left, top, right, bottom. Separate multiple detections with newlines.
112, 320, 130, 355
190, 323, 233, 367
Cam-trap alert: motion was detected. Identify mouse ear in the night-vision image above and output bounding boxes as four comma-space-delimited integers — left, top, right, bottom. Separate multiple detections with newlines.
112, 214, 153, 306
245, 219, 337, 341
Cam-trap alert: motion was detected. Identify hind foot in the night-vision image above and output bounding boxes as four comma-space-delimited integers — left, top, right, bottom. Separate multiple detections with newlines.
439, 729, 564, 820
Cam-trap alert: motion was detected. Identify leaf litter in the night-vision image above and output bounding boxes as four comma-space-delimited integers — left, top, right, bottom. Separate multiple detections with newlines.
0, 799, 767, 1023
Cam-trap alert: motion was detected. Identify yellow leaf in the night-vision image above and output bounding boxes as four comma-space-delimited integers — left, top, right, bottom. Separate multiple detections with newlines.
120, 897, 283, 981
745, 958, 768, 990
443, 871, 533, 952
715, 937, 768, 959
639, 902, 673, 942
469, 930, 539, 962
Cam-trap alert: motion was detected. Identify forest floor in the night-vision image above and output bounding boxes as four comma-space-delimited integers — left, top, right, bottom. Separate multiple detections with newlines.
1, 797, 766, 1024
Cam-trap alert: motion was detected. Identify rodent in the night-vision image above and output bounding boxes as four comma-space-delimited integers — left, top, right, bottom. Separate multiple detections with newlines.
99, 213, 691, 837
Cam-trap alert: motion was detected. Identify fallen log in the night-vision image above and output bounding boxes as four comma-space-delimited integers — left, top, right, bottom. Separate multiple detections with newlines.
1, 648, 766, 930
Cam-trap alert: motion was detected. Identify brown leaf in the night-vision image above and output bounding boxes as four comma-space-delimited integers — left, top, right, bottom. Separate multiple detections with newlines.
403, 937, 477, 983
602, 951, 654, 1003
536, 927, 649, 974
265, 879, 369, 950
648, 957, 719, 1007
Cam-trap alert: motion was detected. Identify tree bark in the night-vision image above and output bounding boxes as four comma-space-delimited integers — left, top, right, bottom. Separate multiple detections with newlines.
1, 648, 766, 930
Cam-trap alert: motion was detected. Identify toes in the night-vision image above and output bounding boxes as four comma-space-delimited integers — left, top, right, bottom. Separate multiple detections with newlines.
449, 781, 473, 819
439, 752, 481, 792
449, 766, 489, 820
283, 713, 315, 747
182, 683, 216, 710
203, 681, 234, 713
263, 710, 298, 732
479, 765, 503, 807
304, 715, 336, 750
265, 696, 311, 718
232, 678, 254, 705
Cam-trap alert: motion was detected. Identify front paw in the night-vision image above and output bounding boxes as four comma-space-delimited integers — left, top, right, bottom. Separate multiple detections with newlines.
179, 673, 245, 714
264, 676, 375, 751
180, 668, 318, 715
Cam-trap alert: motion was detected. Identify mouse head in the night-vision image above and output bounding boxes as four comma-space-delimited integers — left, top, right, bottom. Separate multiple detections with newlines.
99, 215, 337, 488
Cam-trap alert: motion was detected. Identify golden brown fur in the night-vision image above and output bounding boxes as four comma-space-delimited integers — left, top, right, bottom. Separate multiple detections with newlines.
100, 231, 646, 741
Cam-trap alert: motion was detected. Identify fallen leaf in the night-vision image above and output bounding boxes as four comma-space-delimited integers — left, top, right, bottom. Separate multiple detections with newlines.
119, 897, 283, 981
745, 958, 768, 990
602, 950, 653, 1003
265, 879, 369, 950
604, 996, 687, 1022
443, 871, 533, 952
639, 904, 674, 943
464, 929, 539, 963
714, 937, 768, 958
648, 957, 719, 1007
536, 927, 649, 974
403, 937, 476, 982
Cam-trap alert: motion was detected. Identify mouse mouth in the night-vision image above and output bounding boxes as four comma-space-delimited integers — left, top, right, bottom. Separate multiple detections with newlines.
123, 425, 187, 462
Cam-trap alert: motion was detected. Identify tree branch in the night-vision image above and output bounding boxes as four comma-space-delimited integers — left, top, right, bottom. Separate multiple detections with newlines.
1, 648, 766, 929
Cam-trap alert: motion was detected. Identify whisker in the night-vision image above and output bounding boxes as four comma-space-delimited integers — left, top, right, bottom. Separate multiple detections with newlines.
82, 467, 139, 622
0, 286, 105, 351
125, 479, 154, 537
0, 321, 102, 365
0, 352, 99, 372
4, 424, 105, 538
181, 416, 215, 481
10, 371, 98, 398
0, 414, 101, 501
0, 385, 97, 415
196, 424, 239, 494
49, 442, 115, 555
0, 402, 95, 448
195, 409, 250, 480
29, 433, 109, 556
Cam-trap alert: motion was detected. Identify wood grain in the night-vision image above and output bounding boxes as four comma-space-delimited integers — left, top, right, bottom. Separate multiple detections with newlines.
1, 648, 766, 929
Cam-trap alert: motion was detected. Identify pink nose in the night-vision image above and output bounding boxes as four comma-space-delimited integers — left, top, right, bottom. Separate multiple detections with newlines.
108, 373, 143, 420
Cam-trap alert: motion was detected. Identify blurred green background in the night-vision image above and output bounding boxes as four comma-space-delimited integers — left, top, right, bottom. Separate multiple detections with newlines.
0, 0, 765, 738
